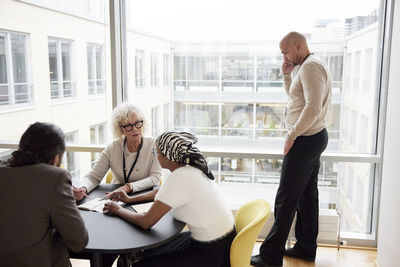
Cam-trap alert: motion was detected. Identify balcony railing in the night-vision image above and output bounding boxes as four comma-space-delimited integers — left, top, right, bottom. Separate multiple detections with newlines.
0, 83, 33, 109
0, 140, 381, 163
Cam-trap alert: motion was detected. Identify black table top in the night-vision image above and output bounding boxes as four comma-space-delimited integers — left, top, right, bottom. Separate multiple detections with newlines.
78, 184, 185, 253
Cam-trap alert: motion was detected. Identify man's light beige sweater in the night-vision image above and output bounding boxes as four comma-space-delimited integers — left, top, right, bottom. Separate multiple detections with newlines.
283, 54, 332, 140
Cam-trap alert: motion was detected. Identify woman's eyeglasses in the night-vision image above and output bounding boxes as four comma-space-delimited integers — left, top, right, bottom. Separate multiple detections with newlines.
122, 120, 143, 132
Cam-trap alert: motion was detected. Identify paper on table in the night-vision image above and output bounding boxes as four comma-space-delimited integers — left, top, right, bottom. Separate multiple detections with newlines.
131, 202, 154, 213
78, 198, 123, 213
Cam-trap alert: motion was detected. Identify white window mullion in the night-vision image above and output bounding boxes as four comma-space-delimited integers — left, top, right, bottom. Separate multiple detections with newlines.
253, 53, 257, 141
5, 33, 15, 106
57, 41, 63, 100
91, 45, 96, 94
100, 45, 105, 94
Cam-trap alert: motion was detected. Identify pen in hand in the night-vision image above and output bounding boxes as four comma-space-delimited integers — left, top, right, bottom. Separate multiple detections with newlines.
99, 195, 111, 201
73, 186, 92, 200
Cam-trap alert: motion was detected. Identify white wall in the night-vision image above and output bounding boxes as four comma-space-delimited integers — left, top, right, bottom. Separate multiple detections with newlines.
377, 1, 400, 266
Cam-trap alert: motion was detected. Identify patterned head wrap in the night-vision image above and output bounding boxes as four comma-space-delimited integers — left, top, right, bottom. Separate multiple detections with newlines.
156, 131, 214, 180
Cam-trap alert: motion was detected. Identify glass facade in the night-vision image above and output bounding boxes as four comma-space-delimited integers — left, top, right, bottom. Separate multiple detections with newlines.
0, 0, 386, 240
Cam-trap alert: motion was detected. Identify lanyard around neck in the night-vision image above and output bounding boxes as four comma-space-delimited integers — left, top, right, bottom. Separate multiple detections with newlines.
122, 137, 143, 183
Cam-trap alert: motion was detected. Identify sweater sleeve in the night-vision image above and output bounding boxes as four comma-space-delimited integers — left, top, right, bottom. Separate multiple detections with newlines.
288, 62, 327, 139
51, 170, 88, 252
283, 73, 292, 96
80, 142, 113, 192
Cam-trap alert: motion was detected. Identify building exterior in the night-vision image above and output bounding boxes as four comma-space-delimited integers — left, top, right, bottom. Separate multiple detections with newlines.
0, 0, 173, 184
339, 21, 379, 233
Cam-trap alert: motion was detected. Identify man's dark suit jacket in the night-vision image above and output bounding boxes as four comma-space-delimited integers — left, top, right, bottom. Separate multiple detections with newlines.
0, 163, 88, 267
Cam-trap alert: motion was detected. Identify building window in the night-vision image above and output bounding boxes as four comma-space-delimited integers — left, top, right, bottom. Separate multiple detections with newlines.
0, 30, 32, 109
222, 54, 254, 92
354, 176, 364, 221
90, 123, 106, 166
362, 48, 373, 94
222, 103, 253, 137
342, 106, 349, 143
353, 51, 361, 92
151, 52, 159, 87
65, 132, 80, 184
87, 43, 105, 96
164, 103, 171, 131
346, 166, 354, 202
255, 104, 286, 138
345, 53, 352, 91
257, 55, 283, 90
135, 50, 144, 88
163, 54, 170, 87
350, 110, 358, 148
174, 102, 219, 136
151, 106, 160, 137
48, 38, 75, 100
359, 115, 368, 153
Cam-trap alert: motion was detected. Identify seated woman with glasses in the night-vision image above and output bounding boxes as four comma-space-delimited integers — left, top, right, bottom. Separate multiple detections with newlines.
105, 131, 235, 267
73, 103, 162, 201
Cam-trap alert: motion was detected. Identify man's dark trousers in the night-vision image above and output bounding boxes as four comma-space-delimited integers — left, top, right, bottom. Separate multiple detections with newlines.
259, 128, 328, 266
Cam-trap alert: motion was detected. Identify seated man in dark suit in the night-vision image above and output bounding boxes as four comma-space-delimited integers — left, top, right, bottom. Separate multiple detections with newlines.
0, 122, 88, 267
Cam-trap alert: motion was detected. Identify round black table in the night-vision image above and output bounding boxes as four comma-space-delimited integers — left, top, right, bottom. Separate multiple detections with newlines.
77, 184, 185, 267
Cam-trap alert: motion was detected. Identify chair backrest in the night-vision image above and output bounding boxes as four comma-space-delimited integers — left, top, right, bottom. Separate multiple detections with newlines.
105, 170, 113, 183
230, 199, 271, 267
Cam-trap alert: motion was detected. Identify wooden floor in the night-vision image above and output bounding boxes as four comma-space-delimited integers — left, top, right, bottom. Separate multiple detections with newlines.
70, 242, 377, 267
252, 242, 377, 267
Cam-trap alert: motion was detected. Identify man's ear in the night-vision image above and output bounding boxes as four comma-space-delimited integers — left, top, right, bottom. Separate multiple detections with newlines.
295, 41, 301, 50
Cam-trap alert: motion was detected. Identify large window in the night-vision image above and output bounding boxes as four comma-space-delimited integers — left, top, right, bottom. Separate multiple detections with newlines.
163, 54, 170, 87
151, 52, 159, 87
362, 48, 373, 94
174, 102, 219, 136
0, 30, 31, 109
135, 49, 144, 88
48, 38, 75, 100
65, 132, 80, 184
87, 43, 105, 96
151, 106, 160, 137
90, 123, 106, 166
164, 103, 171, 131
1, 0, 387, 243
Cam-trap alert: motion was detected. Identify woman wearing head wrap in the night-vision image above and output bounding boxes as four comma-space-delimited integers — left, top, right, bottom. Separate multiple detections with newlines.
105, 131, 235, 267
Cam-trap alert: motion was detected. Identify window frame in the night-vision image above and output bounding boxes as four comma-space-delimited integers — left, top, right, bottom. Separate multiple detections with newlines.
48, 37, 75, 102
0, 30, 33, 110
87, 42, 106, 97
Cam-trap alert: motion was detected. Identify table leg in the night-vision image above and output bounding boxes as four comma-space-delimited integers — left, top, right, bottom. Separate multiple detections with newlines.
117, 254, 131, 267
91, 252, 102, 267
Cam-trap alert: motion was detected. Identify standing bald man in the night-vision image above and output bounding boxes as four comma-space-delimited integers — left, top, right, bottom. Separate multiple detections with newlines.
251, 32, 332, 267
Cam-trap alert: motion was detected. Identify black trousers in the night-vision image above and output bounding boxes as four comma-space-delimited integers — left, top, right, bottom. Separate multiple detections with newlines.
259, 129, 328, 266
134, 229, 236, 267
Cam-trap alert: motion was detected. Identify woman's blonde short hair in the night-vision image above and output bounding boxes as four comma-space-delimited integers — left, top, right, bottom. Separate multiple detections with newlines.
112, 103, 146, 140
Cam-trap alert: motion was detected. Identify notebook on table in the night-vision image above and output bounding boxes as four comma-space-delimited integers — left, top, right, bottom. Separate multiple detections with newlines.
78, 198, 123, 213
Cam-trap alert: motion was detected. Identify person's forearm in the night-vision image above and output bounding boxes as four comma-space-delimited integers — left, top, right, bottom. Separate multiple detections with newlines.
283, 74, 292, 96
116, 209, 151, 229
128, 189, 158, 203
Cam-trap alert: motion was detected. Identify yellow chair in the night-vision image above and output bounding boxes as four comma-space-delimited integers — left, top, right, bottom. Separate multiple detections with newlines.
105, 171, 162, 185
105, 170, 113, 183
230, 199, 271, 267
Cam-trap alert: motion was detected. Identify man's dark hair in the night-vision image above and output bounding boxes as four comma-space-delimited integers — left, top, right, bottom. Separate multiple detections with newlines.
7, 122, 66, 167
